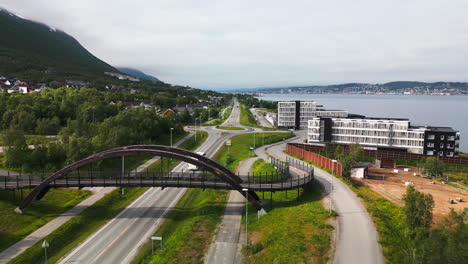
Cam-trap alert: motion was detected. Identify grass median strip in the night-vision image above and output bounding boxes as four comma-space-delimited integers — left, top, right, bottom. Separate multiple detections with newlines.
239, 104, 277, 131
215, 126, 244, 130
132, 131, 294, 263
243, 185, 332, 264
0, 188, 91, 252
131, 188, 228, 264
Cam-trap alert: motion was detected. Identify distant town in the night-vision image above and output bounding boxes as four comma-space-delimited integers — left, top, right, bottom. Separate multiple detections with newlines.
247, 82, 468, 96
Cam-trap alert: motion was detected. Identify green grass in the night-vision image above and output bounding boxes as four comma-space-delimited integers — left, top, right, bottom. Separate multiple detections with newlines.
213, 132, 294, 171
251, 159, 280, 181
244, 185, 332, 264
239, 104, 277, 131
131, 188, 228, 264
252, 159, 278, 175
0, 188, 91, 252
10, 187, 147, 264
215, 126, 244, 130
286, 151, 406, 264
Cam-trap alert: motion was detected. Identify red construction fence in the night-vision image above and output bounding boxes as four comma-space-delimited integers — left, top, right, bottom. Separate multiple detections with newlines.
287, 143, 468, 165
287, 144, 342, 176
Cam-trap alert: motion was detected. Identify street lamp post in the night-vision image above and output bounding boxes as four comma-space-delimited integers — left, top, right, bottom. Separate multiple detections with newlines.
242, 188, 249, 245
170, 127, 174, 147
330, 160, 337, 215
194, 118, 198, 142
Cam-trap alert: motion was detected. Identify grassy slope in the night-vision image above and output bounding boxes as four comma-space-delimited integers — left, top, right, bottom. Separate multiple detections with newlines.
244, 185, 332, 264
0, 188, 91, 252
239, 104, 277, 131
214, 132, 293, 171
9, 187, 147, 264
251, 159, 280, 181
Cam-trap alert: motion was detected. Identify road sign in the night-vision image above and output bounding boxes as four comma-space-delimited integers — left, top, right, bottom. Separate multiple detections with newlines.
42, 240, 49, 262
226, 139, 231, 146
42, 240, 49, 248
151, 236, 162, 254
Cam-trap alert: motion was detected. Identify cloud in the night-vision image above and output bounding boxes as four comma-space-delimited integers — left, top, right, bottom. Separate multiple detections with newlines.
1, 0, 468, 89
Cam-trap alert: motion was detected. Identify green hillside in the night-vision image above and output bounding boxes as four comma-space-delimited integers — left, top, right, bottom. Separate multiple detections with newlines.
0, 8, 117, 81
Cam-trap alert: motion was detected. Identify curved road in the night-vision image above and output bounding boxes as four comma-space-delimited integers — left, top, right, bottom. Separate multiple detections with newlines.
258, 131, 384, 264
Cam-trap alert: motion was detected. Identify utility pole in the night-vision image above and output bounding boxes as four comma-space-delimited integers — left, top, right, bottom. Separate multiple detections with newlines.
242, 188, 249, 245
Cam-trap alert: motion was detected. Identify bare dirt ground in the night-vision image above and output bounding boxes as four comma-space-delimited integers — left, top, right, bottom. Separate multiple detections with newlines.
357, 165, 467, 223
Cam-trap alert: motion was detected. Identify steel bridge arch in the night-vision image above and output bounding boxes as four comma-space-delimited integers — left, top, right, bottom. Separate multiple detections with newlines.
15, 145, 262, 213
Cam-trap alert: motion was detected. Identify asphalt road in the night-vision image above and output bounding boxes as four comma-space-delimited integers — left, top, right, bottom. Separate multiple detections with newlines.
249, 108, 273, 128
258, 130, 385, 264
58, 99, 257, 264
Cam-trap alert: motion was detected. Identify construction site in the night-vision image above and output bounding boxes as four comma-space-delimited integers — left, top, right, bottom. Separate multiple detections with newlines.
361, 164, 467, 223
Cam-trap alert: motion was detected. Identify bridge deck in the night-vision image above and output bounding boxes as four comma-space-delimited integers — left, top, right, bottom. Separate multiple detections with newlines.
1, 173, 313, 192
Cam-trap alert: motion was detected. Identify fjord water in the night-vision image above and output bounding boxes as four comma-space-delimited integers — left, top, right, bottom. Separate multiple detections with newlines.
257, 94, 468, 152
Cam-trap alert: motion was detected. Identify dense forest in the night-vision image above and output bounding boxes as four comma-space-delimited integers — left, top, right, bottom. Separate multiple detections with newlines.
0, 86, 231, 172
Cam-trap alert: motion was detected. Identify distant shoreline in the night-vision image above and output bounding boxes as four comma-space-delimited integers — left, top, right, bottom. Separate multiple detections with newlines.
256, 93, 467, 97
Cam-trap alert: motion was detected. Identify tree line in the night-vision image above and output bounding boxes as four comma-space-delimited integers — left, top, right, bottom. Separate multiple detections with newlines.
0, 87, 229, 172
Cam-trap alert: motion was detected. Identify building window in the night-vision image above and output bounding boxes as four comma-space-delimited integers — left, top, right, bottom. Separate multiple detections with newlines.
447, 152, 454, 157
427, 134, 435, 140
439, 151, 444, 156
440, 143, 444, 148
440, 135, 445, 140
426, 150, 434, 155
427, 142, 434, 148
448, 136, 455, 141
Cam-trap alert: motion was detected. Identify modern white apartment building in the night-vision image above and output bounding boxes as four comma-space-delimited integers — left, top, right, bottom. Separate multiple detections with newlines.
277, 101, 348, 129
307, 116, 460, 157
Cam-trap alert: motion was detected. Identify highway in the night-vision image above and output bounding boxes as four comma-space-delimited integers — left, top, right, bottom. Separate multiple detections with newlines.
58, 99, 255, 264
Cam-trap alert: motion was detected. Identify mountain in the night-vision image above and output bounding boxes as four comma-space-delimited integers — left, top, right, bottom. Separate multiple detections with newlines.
0, 8, 117, 81
117, 67, 159, 82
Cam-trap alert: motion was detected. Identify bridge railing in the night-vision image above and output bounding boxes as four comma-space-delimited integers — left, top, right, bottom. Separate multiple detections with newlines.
1, 168, 314, 191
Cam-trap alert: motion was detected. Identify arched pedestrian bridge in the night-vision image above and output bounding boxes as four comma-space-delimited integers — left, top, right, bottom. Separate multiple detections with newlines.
0, 145, 314, 213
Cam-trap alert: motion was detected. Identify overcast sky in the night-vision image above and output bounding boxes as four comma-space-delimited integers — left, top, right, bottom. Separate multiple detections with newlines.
1, 0, 468, 89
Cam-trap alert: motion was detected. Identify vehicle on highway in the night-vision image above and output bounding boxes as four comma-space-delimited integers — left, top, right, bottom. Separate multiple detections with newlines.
188, 151, 206, 170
